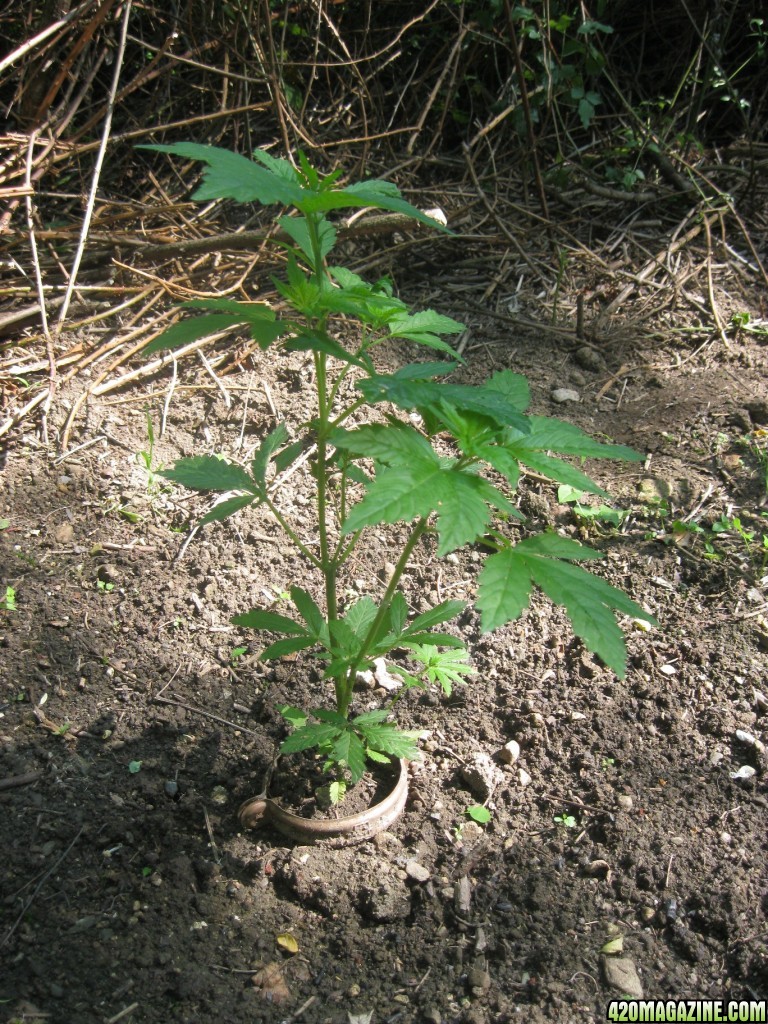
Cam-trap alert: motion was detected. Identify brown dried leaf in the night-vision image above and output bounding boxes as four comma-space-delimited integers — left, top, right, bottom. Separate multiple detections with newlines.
252, 961, 292, 1004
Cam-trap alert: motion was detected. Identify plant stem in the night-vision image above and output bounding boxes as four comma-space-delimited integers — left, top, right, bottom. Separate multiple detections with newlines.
263, 496, 322, 569
336, 516, 429, 716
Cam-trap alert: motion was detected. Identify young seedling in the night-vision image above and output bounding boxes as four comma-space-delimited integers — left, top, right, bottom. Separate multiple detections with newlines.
140, 143, 656, 790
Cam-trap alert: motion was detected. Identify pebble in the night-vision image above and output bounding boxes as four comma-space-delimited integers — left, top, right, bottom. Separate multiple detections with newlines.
454, 876, 472, 915
617, 794, 633, 812
735, 729, 765, 754
730, 765, 756, 782
405, 860, 431, 883
498, 740, 520, 765
601, 956, 643, 998
459, 752, 503, 801
551, 387, 580, 404
466, 966, 491, 994
518, 768, 532, 788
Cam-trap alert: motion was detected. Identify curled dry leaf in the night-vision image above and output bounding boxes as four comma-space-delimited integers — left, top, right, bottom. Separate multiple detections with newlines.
276, 932, 299, 954
252, 961, 292, 1004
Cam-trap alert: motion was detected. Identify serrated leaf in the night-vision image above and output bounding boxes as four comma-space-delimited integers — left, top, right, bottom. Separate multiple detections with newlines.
284, 329, 366, 367
351, 709, 391, 726
199, 494, 255, 525
357, 723, 420, 760
278, 704, 307, 729
332, 730, 367, 783
144, 313, 247, 355
251, 422, 290, 494
358, 374, 530, 434
484, 370, 531, 412
280, 722, 340, 753
301, 179, 450, 232
343, 597, 378, 639
231, 608, 309, 635
290, 586, 326, 638
476, 548, 534, 632
273, 439, 306, 475
259, 636, 315, 660
160, 456, 256, 493
477, 540, 656, 677
277, 214, 337, 261
387, 592, 408, 636
389, 309, 465, 337
404, 599, 465, 635
314, 708, 350, 728
331, 422, 437, 466
140, 142, 305, 205
509, 416, 643, 461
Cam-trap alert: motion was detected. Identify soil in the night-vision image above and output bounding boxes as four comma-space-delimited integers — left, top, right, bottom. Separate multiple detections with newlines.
2, 262, 768, 1024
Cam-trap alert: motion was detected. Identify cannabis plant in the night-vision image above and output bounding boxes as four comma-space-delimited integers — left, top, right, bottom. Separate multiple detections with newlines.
141, 143, 655, 785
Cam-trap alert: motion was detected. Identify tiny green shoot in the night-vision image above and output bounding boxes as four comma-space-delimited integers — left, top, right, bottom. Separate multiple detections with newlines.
466, 805, 492, 825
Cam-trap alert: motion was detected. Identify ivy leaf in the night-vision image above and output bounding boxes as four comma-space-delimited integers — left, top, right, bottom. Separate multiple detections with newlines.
476, 534, 656, 677
160, 456, 256, 493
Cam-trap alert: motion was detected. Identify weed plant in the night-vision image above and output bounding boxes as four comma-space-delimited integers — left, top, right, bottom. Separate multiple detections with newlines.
142, 143, 655, 786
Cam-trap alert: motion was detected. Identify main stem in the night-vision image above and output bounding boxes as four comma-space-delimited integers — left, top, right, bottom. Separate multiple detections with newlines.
336, 517, 429, 717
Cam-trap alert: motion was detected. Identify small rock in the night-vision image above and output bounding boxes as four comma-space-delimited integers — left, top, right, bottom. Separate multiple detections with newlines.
569, 711, 587, 721
466, 966, 492, 994
735, 729, 765, 754
551, 387, 580, 404
601, 956, 643, 998
498, 740, 520, 765
574, 346, 607, 372
210, 785, 228, 806
617, 794, 633, 812
423, 1008, 442, 1024
405, 860, 431, 883
518, 768, 532, 788
54, 522, 74, 544
730, 765, 756, 782
460, 752, 503, 801
454, 875, 472, 915
363, 878, 411, 921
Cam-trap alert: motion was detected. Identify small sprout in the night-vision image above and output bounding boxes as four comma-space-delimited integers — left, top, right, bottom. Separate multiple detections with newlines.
97, 579, 115, 593
554, 813, 577, 828
1, 585, 17, 611
141, 866, 153, 878
128, 760, 142, 774
230, 645, 247, 664
600, 756, 615, 770
601, 935, 624, 955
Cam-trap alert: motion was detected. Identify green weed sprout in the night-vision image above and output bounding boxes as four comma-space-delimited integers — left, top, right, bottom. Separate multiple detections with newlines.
140, 143, 655, 786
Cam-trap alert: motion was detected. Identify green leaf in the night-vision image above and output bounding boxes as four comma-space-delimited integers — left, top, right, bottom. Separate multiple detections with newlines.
280, 722, 340, 753
300, 178, 451, 232
476, 537, 656, 677
284, 329, 367, 368
278, 704, 308, 729
273, 439, 306, 475
356, 722, 420, 760
251, 421, 290, 494
140, 142, 305, 205
199, 494, 255, 525
160, 456, 256, 493
484, 370, 531, 412
144, 313, 247, 355
260, 636, 315, 660
358, 373, 530, 434
277, 214, 337, 261
343, 597, 378, 639
314, 708, 350, 728
404, 599, 465, 636
387, 592, 409, 636
290, 586, 327, 639
351, 709, 391, 726
231, 608, 309, 635
332, 730, 367, 784
344, 458, 511, 555
331, 422, 437, 466
475, 548, 533, 633
466, 805, 492, 824
508, 416, 642, 461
